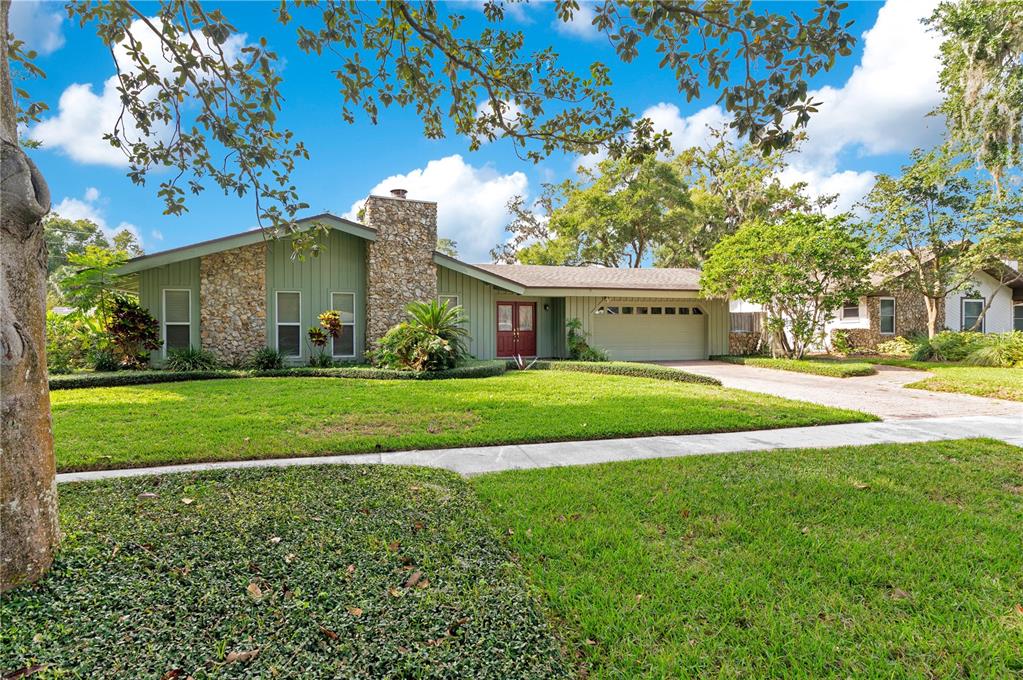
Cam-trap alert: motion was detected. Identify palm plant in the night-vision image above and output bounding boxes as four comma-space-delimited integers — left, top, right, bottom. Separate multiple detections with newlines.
405, 300, 470, 361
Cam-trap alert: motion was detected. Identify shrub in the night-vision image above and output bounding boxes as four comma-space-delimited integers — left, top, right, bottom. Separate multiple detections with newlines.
963, 332, 1023, 367
247, 347, 285, 370
307, 326, 329, 349
308, 351, 334, 368
48, 361, 507, 390
374, 323, 455, 372
106, 296, 162, 369
406, 300, 470, 361
45, 311, 100, 374
91, 348, 121, 372
830, 329, 852, 356
875, 336, 916, 357
165, 347, 220, 371
521, 360, 721, 386
566, 318, 607, 362
913, 330, 988, 362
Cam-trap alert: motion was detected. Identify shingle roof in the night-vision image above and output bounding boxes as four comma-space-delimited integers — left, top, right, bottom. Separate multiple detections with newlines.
471, 264, 702, 290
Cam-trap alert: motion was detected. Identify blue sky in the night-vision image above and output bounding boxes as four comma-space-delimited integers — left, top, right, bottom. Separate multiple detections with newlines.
14, 0, 945, 262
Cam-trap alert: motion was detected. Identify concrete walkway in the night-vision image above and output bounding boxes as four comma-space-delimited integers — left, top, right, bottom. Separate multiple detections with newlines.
662, 361, 1023, 420
58, 414, 1022, 483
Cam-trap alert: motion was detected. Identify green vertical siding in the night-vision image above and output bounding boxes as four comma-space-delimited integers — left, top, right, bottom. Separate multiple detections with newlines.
265, 230, 367, 363
436, 265, 562, 359
138, 258, 201, 364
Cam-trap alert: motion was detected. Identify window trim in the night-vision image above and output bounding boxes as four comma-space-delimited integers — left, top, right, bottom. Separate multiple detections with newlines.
1014, 303, 1023, 332
161, 288, 192, 357
960, 297, 985, 332
330, 290, 357, 359
275, 290, 302, 358
878, 297, 896, 336
438, 293, 460, 309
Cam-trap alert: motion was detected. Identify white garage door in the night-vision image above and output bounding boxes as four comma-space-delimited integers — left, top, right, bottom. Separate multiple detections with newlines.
591, 302, 706, 361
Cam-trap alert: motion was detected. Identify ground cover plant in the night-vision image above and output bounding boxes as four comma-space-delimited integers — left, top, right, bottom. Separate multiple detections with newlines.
0, 465, 567, 678
50, 371, 872, 472
865, 358, 1023, 402
714, 355, 876, 377
475, 439, 1023, 678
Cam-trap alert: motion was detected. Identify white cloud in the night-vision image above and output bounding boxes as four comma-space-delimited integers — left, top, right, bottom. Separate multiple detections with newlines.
797, 0, 943, 173
777, 166, 877, 215
553, 2, 600, 41
345, 154, 528, 263
9, 1, 65, 56
150, 229, 164, 241
30, 17, 247, 167
51, 188, 144, 248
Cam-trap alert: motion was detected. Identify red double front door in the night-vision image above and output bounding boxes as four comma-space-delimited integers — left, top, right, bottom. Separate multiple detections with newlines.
496, 301, 537, 357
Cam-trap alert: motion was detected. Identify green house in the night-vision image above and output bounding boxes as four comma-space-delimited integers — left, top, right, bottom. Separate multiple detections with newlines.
117, 190, 729, 365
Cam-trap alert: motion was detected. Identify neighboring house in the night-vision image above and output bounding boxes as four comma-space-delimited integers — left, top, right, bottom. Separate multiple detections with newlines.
825, 264, 1023, 349
117, 190, 729, 365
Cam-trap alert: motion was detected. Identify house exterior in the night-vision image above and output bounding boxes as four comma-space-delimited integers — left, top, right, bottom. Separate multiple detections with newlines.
825, 265, 1023, 349
117, 190, 729, 365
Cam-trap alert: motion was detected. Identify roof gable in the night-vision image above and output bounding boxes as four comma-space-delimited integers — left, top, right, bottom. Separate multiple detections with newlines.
117, 213, 375, 274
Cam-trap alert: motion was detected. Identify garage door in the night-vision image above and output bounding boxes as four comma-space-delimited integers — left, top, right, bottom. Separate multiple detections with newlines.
591, 302, 706, 361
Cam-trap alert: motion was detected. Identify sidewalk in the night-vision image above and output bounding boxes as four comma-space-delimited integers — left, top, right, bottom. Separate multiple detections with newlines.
57, 414, 1023, 483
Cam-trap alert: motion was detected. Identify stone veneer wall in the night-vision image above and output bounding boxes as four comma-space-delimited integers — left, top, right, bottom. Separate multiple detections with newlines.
199, 243, 268, 364
363, 195, 438, 346
841, 289, 942, 350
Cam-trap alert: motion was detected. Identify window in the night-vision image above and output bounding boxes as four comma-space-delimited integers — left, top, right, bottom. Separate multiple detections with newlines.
961, 298, 985, 332
276, 291, 301, 357
1015, 304, 1023, 332
438, 294, 459, 310
879, 297, 896, 335
730, 312, 760, 334
679, 307, 690, 315
651, 307, 662, 315
664, 307, 676, 315
162, 289, 191, 354
692, 307, 703, 315
331, 292, 356, 357
621, 306, 634, 315
605, 306, 619, 315
841, 300, 860, 320
636, 307, 649, 315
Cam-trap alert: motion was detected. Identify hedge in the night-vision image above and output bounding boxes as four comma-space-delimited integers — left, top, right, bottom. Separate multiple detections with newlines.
713, 355, 876, 378
515, 360, 722, 386
48, 360, 507, 390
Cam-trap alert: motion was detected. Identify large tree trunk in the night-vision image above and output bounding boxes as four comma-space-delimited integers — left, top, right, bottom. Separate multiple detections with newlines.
1, 0, 58, 591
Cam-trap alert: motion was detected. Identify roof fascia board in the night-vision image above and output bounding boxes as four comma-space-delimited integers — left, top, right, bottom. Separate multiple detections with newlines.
523, 287, 704, 298
116, 214, 376, 274
432, 253, 526, 294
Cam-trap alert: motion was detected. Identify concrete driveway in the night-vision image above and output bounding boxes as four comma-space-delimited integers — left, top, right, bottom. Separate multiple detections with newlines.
664, 361, 1023, 421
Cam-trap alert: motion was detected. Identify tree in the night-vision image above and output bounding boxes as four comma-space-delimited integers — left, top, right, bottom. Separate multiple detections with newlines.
655, 130, 835, 268
436, 238, 459, 258
858, 147, 1019, 337
701, 213, 870, 359
44, 215, 142, 305
928, 1, 1023, 194
498, 155, 690, 267
2, 0, 855, 588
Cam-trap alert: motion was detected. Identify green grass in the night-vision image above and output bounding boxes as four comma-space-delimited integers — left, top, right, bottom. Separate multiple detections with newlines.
51, 371, 873, 472
867, 359, 1023, 402
715, 355, 876, 377
475, 440, 1023, 678
0, 466, 567, 678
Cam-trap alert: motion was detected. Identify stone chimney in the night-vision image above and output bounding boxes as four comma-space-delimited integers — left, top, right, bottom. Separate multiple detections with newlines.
363, 190, 438, 345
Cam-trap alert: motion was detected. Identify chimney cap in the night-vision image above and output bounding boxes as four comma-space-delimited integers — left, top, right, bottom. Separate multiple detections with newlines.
389, 188, 408, 199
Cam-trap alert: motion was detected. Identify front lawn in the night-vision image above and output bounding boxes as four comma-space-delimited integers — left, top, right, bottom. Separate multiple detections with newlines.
0, 466, 567, 678
51, 371, 872, 471
715, 355, 876, 377
476, 439, 1023, 678
866, 359, 1023, 402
